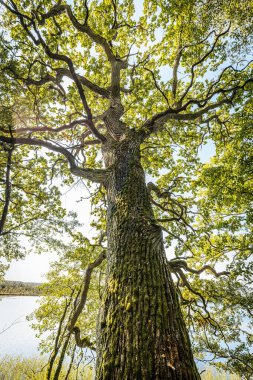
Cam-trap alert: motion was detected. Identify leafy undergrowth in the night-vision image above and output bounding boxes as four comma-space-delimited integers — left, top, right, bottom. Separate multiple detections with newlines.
0, 356, 93, 380
0, 357, 242, 379
201, 368, 241, 379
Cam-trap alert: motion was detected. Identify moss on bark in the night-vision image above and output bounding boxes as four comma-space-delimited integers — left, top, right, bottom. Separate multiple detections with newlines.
96, 136, 200, 380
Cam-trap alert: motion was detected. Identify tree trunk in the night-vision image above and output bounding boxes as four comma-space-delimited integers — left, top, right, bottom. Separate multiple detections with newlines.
96, 135, 200, 380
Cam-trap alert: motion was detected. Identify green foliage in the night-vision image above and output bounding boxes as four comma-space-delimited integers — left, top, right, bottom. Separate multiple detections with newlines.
28, 230, 106, 377
0, 0, 252, 378
201, 368, 241, 380
0, 356, 93, 380
0, 357, 242, 380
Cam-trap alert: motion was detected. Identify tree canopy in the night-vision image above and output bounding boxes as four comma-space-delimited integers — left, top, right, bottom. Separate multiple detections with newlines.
0, 0, 252, 378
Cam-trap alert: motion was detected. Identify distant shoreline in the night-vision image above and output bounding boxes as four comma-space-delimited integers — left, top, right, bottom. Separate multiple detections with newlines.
0, 293, 40, 297
0, 280, 42, 296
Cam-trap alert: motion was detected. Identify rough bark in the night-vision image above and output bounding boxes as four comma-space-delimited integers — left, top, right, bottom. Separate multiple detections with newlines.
96, 133, 200, 380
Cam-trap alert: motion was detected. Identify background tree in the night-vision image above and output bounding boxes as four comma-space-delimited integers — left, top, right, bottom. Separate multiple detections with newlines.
30, 230, 106, 380
0, 0, 253, 379
0, 36, 83, 278
187, 99, 253, 379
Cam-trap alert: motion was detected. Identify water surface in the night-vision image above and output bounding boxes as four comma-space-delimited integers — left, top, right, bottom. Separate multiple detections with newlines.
0, 296, 40, 357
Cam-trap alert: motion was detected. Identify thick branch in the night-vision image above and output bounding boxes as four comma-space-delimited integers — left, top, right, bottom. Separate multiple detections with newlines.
40, 2, 129, 120
173, 267, 210, 313
2, 1, 130, 142
141, 76, 253, 137
34, 2, 128, 125
34, 28, 107, 141
5, 119, 90, 135
0, 136, 108, 183
141, 29, 253, 138
4, 60, 109, 98
68, 250, 106, 349
68, 251, 106, 331
141, 98, 228, 137
33, 1, 115, 61
72, 326, 95, 349
64, 5, 115, 62
25, 67, 110, 99
169, 259, 230, 277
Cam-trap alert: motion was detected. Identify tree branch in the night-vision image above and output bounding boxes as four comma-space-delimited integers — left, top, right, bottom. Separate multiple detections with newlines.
141, 76, 253, 138
1, 0, 107, 143
47, 296, 72, 380
179, 24, 231, 103
32, 1, 115, 62
24, 67, 110, 99
169, 259, 230, 278
34, 1, 128, 140
0, 135, 108, 183
0, 145, 14, 235
141, 26, 253, 138
172, 45, 182, 101
144, 66, 169, 105
3, 119, 91, 135
68, 251, 106, 332
68, 250, 106, 349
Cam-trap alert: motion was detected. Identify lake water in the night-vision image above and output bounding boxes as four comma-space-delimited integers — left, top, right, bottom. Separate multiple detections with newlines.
0, 296, 40, 357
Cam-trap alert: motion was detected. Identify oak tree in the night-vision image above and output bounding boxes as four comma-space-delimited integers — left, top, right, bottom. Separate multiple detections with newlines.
0, 0, 253, 379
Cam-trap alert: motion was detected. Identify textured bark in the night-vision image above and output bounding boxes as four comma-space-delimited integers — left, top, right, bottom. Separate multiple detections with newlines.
96, 134, 200, 380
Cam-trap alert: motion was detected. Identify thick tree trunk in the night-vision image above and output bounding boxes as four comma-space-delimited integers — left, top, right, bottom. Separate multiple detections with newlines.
96, 135, 200, 380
